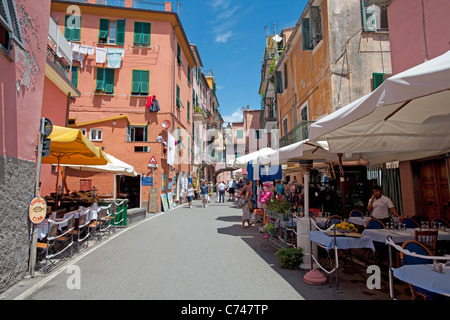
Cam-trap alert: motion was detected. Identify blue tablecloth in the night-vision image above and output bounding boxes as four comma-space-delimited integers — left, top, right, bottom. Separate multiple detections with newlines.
310, 231, 375, 252
393, 264, 450, 297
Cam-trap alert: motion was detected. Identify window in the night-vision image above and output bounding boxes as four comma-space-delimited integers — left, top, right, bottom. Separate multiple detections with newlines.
282, 116, 289, 136
302, 6, 322, 50
0, 0, 24, 50
127, 125, 148, 142
0, 23, 10, 54
187, 65, 191, 85
372, 73, 385, 90
176, 43, 183, 66
176, 85, 183, 108
236, 130, 244, 139
275, 71, 283, 94
187, 100, 190, 122
361, 0, 389, 32
98, 19, 125, 45
95, 68, 115, 94
255, 130, 261, 140
131, 70, 149, 96
133, 22, 151, 47
71, 66, 78, 88
283, 63, 288, 91
90, 129, 102, 141
64, 14, 81, 42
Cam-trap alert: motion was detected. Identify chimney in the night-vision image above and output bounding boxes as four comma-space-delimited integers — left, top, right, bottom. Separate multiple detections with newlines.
125, 0, 133, 8
247, 105, 250, 110
165, 1, 172, 12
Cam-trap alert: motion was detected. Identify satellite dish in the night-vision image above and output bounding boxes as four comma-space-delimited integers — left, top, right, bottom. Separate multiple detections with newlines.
162, 120, 171, 129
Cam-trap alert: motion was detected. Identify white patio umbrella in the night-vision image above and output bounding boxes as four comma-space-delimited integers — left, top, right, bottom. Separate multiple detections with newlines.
62, 152, 137, 177
233, 147, 276, 168
309, 50, 450, 165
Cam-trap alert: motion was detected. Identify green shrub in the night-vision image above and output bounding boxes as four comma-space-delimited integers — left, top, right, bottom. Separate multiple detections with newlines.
275, 247, 303, 270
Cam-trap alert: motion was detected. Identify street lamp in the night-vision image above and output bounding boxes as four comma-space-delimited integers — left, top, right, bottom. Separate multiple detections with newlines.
91, 186, 98, 204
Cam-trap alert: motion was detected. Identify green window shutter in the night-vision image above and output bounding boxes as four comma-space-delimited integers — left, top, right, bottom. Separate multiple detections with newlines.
131, 70, 141, 94
134, 22, 142, 45
64, 15, 73, 40
141, 70, 149, 95
302, 18, 312, 50
96, 68, 105, 91
362, 0, 377, 32
187, 101, 190, 121
116, 19, 126, 45
373, 73, 385, 90
176, 85, 181, 108
104, 69, 115, 94
177, 43, 182, 66
142, 23, 151, 46
99, 19, 109, 42
275, 71, 283, 93
145, 124, 148, 142
187, 66, 191, 84
71, 66, 78, 88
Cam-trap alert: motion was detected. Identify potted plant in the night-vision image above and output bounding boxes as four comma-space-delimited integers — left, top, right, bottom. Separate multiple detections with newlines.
263, 222, 276, 237
275, 247, 303, 270
266, 198, 291, 221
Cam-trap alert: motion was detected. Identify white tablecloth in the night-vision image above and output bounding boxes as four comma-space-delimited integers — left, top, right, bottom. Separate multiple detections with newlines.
393, 264, 450, 297
349, 216, 400, 227
362, 228, 450, 244
36, 216, 73, 241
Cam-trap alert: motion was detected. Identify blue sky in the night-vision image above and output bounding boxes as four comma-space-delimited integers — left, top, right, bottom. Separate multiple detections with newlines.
177, 0, 309, 124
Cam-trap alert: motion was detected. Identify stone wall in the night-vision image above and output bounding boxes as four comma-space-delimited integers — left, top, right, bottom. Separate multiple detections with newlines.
0, 155, 36, 293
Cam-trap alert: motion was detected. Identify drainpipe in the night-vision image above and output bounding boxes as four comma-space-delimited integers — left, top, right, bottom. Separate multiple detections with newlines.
172, 24, 180, 133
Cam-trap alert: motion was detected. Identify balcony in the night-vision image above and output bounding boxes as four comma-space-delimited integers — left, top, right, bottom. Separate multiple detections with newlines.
279, 121, 314, 148
56, 0, 169, 12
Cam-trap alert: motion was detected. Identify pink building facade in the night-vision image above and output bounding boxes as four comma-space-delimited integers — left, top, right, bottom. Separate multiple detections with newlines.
388, 0, 450, 221
0, 0, 53, 293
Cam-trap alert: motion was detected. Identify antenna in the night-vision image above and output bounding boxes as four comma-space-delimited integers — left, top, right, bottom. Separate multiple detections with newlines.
177, 2, 182, 14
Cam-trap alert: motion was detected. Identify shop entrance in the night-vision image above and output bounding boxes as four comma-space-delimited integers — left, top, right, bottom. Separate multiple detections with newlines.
116, 175, 141, 209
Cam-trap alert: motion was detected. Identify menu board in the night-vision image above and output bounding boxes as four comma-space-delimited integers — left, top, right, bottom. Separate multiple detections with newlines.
148, 188, 158, 213
161, 193, 169, 212
167, 192, 174, 209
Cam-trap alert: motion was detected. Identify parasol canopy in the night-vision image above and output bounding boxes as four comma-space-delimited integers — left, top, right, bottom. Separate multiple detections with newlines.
308, 50, 450, 165
41, 126, 109, 165
62, 152, 137, 177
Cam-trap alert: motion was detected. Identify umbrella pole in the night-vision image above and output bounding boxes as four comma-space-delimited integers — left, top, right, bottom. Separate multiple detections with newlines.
338, 154, 347, 219
446, 154, 450, 198
55, 160, 60, 211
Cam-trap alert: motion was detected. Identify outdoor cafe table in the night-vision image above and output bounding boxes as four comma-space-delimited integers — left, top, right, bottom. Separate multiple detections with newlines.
393, 264, 450, 297
362, 228, 450, 244
310, 230, 376, 252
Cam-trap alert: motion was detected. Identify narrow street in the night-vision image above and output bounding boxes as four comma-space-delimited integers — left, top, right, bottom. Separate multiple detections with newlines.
2, 201, 408, 302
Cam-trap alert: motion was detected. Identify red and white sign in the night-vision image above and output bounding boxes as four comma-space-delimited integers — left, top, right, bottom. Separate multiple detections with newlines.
149, 156, 158, 165
28, 196, 47, 225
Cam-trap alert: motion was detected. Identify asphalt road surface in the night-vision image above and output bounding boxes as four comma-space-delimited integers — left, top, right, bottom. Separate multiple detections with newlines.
3, 200, 408, 302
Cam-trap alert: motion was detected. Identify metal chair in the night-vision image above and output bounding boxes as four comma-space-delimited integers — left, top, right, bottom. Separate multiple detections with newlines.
325, 215, 343, 228
365, 218, 385, 229
400, 241, 445, 300
73, 209, 90, 251
349, 209, 364, 217
400, 217, 419, 228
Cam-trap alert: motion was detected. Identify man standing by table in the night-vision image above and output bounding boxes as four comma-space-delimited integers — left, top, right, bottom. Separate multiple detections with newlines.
367, 185, 400, 226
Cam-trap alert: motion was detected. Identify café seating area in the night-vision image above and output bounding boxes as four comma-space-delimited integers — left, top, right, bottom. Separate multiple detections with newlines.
35, 200, 127, 274
305, 210, 450, 299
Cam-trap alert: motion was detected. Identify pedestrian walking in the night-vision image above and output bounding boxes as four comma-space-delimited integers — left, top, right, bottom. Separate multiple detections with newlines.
228, 179, 235, 201
240, 181, 253, 228
200, 180, 210, 208
218, 181, 226, 203
187, 183, 194, 208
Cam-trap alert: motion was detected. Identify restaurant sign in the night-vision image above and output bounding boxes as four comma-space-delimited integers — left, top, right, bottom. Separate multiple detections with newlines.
28, 196, 47, 225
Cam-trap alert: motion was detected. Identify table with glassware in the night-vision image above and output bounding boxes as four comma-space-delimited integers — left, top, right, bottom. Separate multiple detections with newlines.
362, 227, 450, 244
393, 263, 450, 297
348, 216, 400, 228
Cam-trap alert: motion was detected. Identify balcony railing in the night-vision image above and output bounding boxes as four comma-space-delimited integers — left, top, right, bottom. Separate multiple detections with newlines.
56, 0, 167, 11
279, 121, 315, 148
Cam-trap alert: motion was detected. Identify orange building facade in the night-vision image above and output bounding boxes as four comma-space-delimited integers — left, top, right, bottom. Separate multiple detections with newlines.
48, 0, 196, 210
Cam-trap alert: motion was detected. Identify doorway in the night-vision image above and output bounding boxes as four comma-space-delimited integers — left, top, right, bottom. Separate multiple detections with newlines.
116, 175, 141, 209
419, 158, 450, 221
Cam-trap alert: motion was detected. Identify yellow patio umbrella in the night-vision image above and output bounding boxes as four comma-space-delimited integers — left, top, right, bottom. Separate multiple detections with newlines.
41, 126, 109, 207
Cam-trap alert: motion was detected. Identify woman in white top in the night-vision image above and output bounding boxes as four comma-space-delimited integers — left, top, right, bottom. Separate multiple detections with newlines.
187, 184, 194, 208
367, 185, 400, 226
